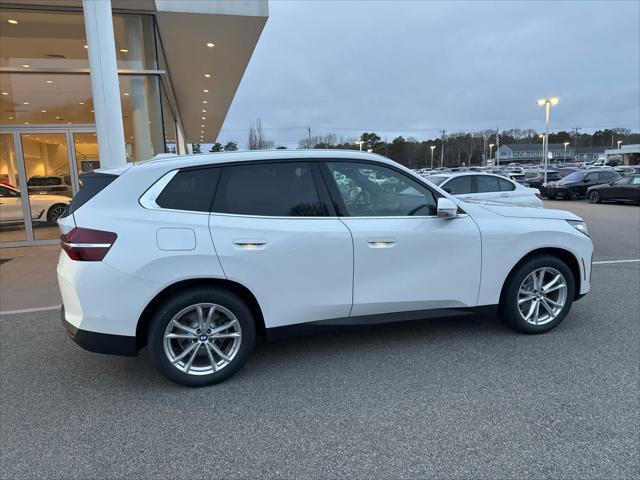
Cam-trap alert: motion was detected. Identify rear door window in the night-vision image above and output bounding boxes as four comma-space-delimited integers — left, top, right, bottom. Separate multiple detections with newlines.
443, 176, 472, 194
156, 167, 221, 212
498, 178, 516, 191
475, 175, 500, 193
214, 162, 325, 216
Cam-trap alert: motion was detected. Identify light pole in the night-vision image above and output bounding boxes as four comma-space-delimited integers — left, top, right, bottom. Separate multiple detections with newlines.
563, 141, 569, 164
537, 97, 559, 183
430, 145, 436, 170
489, 143, 495, 166
355, 140, 364, 151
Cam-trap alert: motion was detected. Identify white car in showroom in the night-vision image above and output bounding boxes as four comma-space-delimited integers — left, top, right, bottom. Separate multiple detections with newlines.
425, 172, 543, 207
57, 151, 592, 387
0, 184, 70, 226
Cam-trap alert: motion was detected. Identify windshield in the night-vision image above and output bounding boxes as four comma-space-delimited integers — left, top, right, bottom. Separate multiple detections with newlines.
561, 171, 586, 182
426, 175, 447, 186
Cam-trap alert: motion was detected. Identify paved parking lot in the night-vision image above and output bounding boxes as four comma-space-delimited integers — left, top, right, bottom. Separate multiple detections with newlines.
1, 200, 638, 479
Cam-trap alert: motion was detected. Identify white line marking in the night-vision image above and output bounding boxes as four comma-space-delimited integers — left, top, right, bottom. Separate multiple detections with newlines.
592, 259, 640, 265
0, 305, 61, 316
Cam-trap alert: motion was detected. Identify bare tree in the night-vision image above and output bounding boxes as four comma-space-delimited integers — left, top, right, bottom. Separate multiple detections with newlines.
248, 119, 274, 150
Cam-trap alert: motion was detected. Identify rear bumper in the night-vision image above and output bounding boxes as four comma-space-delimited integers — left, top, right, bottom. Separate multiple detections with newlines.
61, 306, 137, 356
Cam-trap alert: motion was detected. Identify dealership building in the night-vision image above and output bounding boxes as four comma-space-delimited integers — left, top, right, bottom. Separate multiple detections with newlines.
0, 0, 268, 246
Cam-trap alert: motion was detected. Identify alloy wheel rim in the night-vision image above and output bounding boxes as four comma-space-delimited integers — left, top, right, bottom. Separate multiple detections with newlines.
517, 267, 567, 326
51, 205, 65, 221
590, 192, 599, 202
163, 303, 242, 376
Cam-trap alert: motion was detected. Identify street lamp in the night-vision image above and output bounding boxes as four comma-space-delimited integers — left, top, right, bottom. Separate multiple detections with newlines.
430, 145, 436, 170
355, 140, 364, 151
537, 97, 559, 183
563, 141, 570, 164
488, 143, 495, 165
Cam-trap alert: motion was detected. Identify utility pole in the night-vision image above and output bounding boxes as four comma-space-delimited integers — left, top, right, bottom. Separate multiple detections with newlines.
440, 130, 446, 168
307, 127, 312, 148
495, 126, 500, 167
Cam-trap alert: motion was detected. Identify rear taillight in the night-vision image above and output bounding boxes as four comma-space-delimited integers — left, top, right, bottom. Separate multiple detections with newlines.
60, 227, 117, 261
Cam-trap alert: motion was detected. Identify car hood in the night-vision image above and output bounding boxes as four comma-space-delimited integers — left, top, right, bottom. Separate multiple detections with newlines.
478, 203, 581, 220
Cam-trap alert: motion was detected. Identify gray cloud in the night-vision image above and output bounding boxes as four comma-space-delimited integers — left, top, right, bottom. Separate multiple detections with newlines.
218, 0, 640, 148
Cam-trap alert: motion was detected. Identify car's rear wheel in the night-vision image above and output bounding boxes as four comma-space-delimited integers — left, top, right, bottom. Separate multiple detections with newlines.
499, 255, 575, 334
47, 203, 67, 223
588, 190, 601, 203
545, 193, 556, 200
568, 188, 581, 201
148, 287, 256, 387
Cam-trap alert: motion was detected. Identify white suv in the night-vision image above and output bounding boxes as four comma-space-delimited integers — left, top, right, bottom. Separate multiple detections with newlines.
57, 150, 593, 386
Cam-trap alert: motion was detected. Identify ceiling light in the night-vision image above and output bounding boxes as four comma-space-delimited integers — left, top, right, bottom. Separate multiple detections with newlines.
201, 125, 205, 128
45, 80, 53, 84
23, 102, 29, 105
123, 93, 129, 96
202, 109, 207, 113
83, 44, 88, 49
1, 92, 7, 95
9, 116, 13, 119
21, 64, 30, 68
41, 110, 47, 113
204, 74, 211, 78
119, 49, 128, 53
201, 116, 206, 120
78, 102, 84, 105
203, 89, 209, 93
206, 42, 215, 48
202, 100, 208, 104
67, 122, 72, 125
201, 131, 204, 133
8, 19, 18, 25
24, 122, 29, 125
91, 109, 94, 113
55, 116, 62, 120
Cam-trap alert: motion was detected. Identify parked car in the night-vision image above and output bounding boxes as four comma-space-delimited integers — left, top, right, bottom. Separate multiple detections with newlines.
541, 170, 621, 200
587, 174, 640, 204
425, 172, 543, 207
58, 151, 592, 387
27, 175, 73, 196
0, 184, 70, 225
523, 170, 562, 189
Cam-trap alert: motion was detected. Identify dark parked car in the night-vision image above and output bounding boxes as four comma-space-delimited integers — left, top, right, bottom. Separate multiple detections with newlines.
541, 170, 621, 200
523, 170, 562, 189
27, 175, 72, 196
587, 174, 640, 204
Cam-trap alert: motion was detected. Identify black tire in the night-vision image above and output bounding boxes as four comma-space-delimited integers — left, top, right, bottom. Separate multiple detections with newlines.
499, 254, 575, 334
568, 188, 581, 201
47, 203, 67, 223
545, 194, 556, 200
148, 287, 256, 387
588, 190, 601, 203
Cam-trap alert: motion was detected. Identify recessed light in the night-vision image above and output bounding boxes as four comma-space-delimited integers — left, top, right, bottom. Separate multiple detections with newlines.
201, 131, 204, 133
21, 64, 30, 68
91, 109, 95, 113
201, 125, 205, 128
202, 109, 207, 113
206, 42, 215, 48
1, 92, 7, 95
78, 102, 84, 105
23, 102, 29, 105
55, 116, 62, 120
123, 93, 129, 96
24, 122, 29, 125
41, 109, 47, 113
8, 19, 18, 25
45, 80, 53, 84
8, 116, 13, 119
148, 121, 151, 124
67, 122, 72, 124
83, 44, 88, 49
119, 49, 128, 53
203, 89, 209, 93
130, 136, 134, 139
201, 116, 206, 120
202, 100, 208, 104
204, 74, 211, 78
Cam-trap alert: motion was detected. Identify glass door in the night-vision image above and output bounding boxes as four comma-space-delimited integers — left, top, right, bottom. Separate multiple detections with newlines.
20, 132, 73, 241
0, 133, 27, 243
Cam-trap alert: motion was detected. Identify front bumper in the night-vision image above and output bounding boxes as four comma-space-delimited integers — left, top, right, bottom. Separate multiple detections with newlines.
61, 306, 137, 356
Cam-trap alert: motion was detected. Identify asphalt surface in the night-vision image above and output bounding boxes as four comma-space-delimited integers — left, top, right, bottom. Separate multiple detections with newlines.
1, 201, 639, 479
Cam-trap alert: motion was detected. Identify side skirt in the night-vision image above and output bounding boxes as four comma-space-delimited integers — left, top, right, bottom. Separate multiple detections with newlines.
266, 305, 499, 342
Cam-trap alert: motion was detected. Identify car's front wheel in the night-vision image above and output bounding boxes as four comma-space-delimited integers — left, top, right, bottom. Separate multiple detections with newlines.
588, 190, 601, 203
568, 188, 581, 201
148, 287, 256, 387
499, 255, 575, 334
47, 203, 67, 223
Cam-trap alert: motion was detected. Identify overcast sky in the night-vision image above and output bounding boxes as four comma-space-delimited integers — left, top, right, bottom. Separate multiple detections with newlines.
217, 0, 640, 148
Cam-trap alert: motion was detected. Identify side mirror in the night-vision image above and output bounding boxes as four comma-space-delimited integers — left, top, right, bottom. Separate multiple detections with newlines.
609, 181, 615, 186
437, 197, 458, 218
583, 179, 590, 183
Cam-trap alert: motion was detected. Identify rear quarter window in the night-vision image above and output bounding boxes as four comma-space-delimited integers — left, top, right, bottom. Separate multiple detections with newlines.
155, 168, 221, 212
63, 172, 118, 217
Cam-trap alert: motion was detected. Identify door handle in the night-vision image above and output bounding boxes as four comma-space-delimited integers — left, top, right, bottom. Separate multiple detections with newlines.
500, 193, 509, 197
367, 238, 396, 248
233, 239, 267, 250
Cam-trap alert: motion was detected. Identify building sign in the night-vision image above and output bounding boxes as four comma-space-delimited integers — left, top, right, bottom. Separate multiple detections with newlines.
80, 160, 100, 172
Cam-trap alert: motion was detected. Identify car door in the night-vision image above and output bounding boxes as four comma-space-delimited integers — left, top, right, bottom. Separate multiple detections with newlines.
209, 161, 353, 329
472, 175, 508, 203
606, 176, 632, 200
441, 175, 473, 201
0, 185, 24, 223
321, 160, 481, 318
